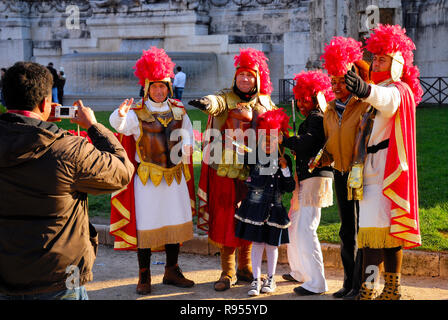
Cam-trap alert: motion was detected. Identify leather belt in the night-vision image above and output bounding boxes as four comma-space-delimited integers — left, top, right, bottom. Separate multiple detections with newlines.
367, 139, 389, 154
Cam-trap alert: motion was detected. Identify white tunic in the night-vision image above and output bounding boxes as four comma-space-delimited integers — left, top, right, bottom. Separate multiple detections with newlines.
359, 80, 401, 229
109, 99, 194, 249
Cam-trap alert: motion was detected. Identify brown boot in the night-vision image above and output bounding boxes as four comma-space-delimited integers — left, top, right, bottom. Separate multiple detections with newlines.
237, 243, 253, 282
357, 282, 378, 300
375, 272, 402, 300
236, 268, 253, 282
162, 264, 195, 288
214, 246, 237, 291
214, 272, 237, 291
136, 268, 151, 295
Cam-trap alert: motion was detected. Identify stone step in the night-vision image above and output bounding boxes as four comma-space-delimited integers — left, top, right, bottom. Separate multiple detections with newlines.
93, 224, 448, 279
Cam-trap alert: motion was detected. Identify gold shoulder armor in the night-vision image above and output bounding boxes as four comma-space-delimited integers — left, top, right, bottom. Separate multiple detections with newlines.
168, 99, 186, 120
168, 98, 184, 108
258, 94, 276, 110
223, 90, 241, 110
134, 106, 155, 122
132, 101, 143, 109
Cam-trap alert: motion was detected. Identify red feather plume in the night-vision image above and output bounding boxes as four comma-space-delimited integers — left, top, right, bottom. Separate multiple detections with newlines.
320, 36, 364, 76
365, 24, 415, 66
402, 64, 423, 105
292, 70, 335, 103
234, 47, 273, 95
365, 24, 422, 104
256, 108, 291, 137
133, 46, 175, 87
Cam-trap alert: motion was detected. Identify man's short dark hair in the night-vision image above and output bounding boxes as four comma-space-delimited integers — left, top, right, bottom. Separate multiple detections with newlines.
2, 62, 52, 111
177, 66, 182, 71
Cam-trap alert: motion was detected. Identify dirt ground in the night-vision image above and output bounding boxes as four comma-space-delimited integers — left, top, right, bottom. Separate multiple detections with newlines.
85, 245, 448, 301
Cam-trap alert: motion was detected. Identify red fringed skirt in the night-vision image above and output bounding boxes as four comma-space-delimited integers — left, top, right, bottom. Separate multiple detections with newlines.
207, 167, 251, 248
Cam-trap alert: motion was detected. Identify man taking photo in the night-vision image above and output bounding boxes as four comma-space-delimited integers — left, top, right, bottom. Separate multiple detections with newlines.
0, 61, 134, 300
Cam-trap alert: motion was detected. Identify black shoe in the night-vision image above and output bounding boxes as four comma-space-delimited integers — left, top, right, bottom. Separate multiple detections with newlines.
342, 289, 360, 300
333, 287, 351, 298
282, 273, 299, 282
294, 286, 321, 296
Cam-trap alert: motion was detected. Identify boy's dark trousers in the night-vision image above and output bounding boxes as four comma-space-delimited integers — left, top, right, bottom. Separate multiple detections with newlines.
334, 169, 362, 294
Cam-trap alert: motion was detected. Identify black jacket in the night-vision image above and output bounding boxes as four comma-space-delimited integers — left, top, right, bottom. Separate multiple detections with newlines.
236, 154, 295, 227
0, 113, 134, 295
47, 66, 59, 88
281, 109, 333, 182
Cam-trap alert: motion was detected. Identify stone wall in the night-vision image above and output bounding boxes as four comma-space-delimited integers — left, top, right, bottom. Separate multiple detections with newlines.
402, 0, 448, 77
0, 0, 314, 107
205, 0, 312, 95
0, 0, 446, 109
307, 0, 403, 67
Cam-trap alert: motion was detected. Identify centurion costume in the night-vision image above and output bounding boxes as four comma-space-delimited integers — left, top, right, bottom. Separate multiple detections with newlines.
188, 47, 276, 291
109, 47, 196, 294
320, 36, 371, 299
343, 24, 423, 300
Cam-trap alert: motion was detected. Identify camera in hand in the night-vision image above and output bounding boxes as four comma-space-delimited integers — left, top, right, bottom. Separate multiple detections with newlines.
54, 105, 78, 118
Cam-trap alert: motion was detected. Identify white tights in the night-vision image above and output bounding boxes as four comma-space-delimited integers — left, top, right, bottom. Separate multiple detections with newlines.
251, 242, 278, 280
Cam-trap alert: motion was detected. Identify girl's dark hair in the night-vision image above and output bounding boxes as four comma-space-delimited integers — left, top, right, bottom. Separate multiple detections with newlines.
2, 62, 52, 111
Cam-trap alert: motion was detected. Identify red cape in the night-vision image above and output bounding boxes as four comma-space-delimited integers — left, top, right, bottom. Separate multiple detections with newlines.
197, 115, 213, 232
109, 134, 196, 251
382, 81, 421, 249
196, 115, 250, 248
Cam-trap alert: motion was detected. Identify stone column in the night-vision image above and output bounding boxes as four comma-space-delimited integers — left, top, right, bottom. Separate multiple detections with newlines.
0, 1, 32, 68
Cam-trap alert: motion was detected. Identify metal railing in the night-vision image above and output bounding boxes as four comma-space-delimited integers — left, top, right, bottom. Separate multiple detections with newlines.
278, 79, 295, 104
279, 77, 448, 105
419, 77, 448, 105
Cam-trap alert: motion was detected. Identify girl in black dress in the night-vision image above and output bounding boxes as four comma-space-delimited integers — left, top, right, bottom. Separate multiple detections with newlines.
234, 109, 295, 296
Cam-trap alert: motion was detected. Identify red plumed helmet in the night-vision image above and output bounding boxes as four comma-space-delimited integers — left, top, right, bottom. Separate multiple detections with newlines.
292, 70, 335, 103
257, 108, 291, 137
133, 46, 175, 87
365, 24, 415, 67
365, 24, 423, 104
234, 47, 273, 95
321, 36, 364, 76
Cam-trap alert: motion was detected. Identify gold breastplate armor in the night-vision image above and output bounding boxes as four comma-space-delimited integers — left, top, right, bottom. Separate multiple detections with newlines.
138, 111, 182, 168
134, 104, 190, 186
216, 101, 270, 180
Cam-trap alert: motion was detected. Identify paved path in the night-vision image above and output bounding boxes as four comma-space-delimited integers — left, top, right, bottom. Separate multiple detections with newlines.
85, 245, 448, 301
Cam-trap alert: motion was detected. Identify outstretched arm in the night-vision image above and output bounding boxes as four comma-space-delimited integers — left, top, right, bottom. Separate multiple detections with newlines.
344, 69, 400, 118
188, 93, 227, 117
362, 84, 401, 118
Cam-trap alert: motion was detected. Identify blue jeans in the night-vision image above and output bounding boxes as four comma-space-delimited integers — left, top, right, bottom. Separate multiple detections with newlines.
0, 90, 5, 106
0, 286, 89, 300
174, 87, 184, 100
52, 87, 59, 104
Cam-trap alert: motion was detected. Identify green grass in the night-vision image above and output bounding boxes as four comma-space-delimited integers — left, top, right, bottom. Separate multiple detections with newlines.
411, 105, 448, 251
0, 103, 7, 114
59, 105, 448, 252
